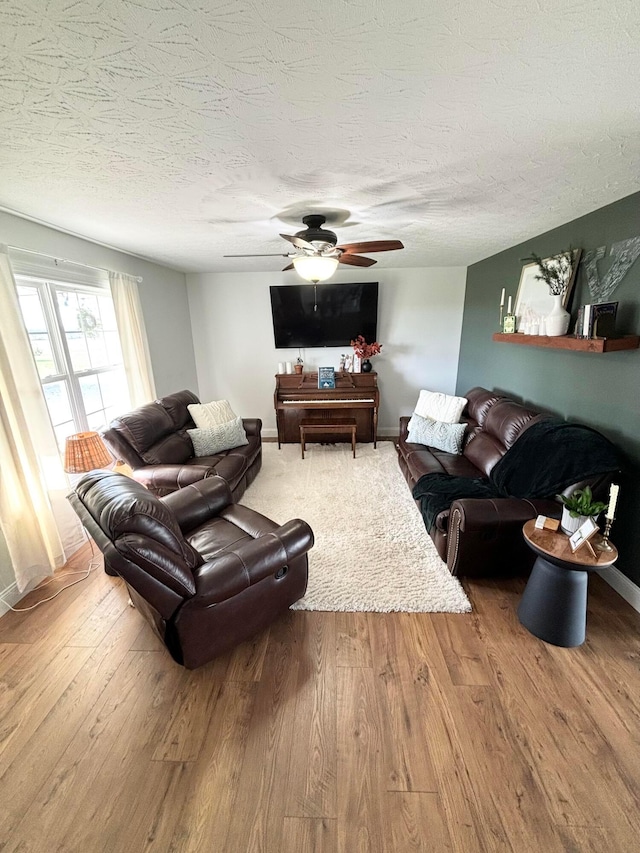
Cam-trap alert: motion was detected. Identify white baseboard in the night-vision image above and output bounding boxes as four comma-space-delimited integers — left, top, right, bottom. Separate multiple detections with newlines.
0, 581, 23, 617
597, 565, 640, 614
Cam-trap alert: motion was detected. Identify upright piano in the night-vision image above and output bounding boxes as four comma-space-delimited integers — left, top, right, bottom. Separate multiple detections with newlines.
274, 371, 379, 447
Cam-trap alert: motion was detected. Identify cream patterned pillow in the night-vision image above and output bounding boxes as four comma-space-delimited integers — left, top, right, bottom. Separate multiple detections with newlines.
188, 399, 237, 429
414, 389, 468, 424
187, 417, 248, 456
407, 413, 466, 454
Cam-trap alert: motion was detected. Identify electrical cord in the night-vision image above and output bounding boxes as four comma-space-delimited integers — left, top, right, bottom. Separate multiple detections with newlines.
0, 540, 103, 613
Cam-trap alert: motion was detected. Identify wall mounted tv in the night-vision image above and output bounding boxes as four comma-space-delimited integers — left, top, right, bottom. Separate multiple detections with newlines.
270, 282, 378, 348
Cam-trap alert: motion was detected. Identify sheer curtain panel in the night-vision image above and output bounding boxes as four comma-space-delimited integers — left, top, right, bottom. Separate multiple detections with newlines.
109, 272, 156, 408
0, 246, 82, 592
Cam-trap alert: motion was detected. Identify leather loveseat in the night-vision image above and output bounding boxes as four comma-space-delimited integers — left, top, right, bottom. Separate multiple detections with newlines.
397, 387, 614, 578
69, 471, 314, 669
102, 390, 261, 500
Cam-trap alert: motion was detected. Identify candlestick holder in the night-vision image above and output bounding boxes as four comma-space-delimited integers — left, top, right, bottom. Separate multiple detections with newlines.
595, 516, 615, 552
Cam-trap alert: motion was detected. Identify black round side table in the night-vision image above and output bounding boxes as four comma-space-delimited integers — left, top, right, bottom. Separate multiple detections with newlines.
518, 519, 617, 647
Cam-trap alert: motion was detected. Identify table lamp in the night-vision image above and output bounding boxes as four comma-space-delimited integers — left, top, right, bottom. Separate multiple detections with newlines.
63, 431, 113, 473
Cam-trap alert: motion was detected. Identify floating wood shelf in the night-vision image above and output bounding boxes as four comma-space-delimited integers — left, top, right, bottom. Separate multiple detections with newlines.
492, 333, 640, 353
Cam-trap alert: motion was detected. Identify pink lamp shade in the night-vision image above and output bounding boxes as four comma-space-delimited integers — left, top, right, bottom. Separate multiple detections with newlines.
64, 431, 112, 473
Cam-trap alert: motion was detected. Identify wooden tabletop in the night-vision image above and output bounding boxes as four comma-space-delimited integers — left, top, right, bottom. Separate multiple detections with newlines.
523, 519, 618, 568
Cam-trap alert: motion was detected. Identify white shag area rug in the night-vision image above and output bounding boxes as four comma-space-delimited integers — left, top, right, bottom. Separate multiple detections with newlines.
240, 442, 471, 613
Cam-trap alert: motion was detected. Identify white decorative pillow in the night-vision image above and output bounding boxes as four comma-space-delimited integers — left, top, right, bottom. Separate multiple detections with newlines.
407, 413, 466, 455
188, 399, 237, 429
187, 417, 248, 456
414, 389, 468, 424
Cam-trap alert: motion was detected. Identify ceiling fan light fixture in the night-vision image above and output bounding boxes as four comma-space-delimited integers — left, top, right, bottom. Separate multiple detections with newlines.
292, 254, 339, 283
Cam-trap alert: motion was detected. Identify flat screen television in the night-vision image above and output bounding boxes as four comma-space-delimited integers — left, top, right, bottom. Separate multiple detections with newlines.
270, 282, 378, 348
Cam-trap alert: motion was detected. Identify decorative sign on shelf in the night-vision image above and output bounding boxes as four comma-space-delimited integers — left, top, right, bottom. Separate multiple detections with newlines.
318, 367, 336, 389
583, 236, 640, 302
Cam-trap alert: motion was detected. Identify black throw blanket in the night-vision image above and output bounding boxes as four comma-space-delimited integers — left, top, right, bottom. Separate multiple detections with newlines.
412, 417, 619, 532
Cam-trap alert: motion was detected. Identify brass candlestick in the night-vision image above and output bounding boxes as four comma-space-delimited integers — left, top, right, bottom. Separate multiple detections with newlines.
596, 516, 615, 552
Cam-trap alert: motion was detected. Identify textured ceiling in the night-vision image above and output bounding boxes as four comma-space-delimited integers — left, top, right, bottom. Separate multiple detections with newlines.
1, 0, 639, 273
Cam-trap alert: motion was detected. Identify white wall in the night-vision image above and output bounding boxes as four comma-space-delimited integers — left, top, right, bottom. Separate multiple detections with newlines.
0, 211, 198, 397
186, 266, 467, 437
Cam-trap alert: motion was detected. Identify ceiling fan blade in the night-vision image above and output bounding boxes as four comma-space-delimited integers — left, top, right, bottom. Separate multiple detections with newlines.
336, 240, 404, 254
282, 263, 294, 271
280, 233, 317, 251
223, 253, 289, 258
338, 254, 377, 267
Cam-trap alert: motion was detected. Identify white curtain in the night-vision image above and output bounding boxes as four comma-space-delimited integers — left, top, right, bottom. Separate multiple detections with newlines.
109, 272, 156, 407
0, 247, 83, 592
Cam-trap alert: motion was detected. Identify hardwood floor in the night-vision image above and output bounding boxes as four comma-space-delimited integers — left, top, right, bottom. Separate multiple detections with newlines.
1, 543, 639, 852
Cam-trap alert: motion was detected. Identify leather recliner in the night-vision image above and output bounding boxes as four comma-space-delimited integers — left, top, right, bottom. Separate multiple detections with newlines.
101, 389, 262, 500
68, 471, 314, 669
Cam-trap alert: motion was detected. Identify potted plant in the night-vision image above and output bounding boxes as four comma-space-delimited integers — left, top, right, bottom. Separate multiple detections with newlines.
294, 356, 304, 374
350, 335, 382, 373
521, 248, 576, 336
558, 486, 608, 535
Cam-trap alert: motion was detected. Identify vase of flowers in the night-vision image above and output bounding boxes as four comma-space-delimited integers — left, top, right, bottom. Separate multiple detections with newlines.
522, 249, 575, 336
350, 336, 382, 372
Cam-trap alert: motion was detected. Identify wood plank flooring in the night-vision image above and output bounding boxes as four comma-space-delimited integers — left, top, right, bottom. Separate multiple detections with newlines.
1, 542, 639, 852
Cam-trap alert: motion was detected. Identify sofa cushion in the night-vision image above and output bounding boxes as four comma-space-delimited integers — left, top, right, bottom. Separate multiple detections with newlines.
464, 387, 505, 426
161, 390, 199, 430
483, 400, 542, 449
408, 413, 466, 454
116, 403, 175, 455
415, 389, 468, 424
188, 417, 248, 456
463, 401, 542, 477
140, 432, 194, 465
404, 448, 481, 482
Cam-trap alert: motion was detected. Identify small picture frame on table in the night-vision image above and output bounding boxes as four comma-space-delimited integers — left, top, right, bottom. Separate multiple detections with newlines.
569, 517, 599, 557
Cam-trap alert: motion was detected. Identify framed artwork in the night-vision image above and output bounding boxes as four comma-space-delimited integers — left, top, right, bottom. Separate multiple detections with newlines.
514, 249, 582, 330
569, 516, 599, 556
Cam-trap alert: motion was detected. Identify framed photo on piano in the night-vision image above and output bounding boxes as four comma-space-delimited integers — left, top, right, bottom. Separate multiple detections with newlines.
318, 367, 336, 389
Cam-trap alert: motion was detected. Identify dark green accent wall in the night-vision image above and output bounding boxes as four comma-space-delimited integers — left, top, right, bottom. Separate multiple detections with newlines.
457, 191, 640, 585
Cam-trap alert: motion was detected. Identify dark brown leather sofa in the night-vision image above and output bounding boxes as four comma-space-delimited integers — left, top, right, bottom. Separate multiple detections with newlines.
69, 471, 314, 669
102, 390, 261, 500
397, 387, 612, 578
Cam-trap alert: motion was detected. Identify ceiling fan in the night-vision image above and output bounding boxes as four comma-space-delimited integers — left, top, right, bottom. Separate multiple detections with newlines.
224, 214, 404, 282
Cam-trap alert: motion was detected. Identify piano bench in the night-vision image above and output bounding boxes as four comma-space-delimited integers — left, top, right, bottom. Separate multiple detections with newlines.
300, 418, 357, 460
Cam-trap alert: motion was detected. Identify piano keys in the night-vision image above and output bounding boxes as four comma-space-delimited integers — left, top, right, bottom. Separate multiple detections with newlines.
274, 371, 379, 447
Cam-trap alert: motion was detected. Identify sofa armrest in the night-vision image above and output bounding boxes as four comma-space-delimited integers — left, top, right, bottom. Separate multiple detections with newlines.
162, 476, 233, 532
445, 496, 561, 578
242, 418, 262, 437
192, 519, 314, 605
452, 496, 561, 531
399, 416, 410, 441
133, 463, 219, 493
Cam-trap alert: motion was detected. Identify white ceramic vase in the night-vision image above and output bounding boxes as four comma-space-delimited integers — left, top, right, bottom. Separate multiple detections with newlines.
560, 506, 591, 535
545, 294, 571, 337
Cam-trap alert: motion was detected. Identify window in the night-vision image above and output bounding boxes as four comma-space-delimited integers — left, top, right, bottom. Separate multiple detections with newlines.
16, 277, 131, 449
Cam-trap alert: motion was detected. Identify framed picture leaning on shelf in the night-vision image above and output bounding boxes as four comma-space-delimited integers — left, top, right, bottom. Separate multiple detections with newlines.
514, 248, 582, 331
